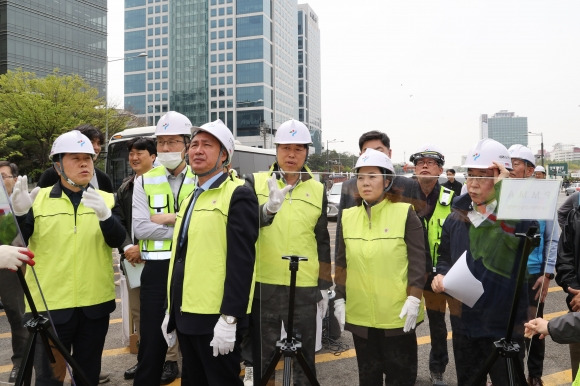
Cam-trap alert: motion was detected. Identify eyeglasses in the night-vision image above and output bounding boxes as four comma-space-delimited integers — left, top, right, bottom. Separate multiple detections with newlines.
1, 174, 14, 180
157, 140, 185, 147
416, 159, 438, 167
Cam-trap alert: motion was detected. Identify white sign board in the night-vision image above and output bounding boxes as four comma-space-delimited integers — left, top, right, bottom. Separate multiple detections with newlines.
497, 179, 560, 220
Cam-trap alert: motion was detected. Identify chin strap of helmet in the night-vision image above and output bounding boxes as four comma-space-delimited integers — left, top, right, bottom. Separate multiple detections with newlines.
195, 145, 227, 178
54, 160, 91, 191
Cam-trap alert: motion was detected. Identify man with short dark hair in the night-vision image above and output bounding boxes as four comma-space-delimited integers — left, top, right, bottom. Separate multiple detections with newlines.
442, 169, 462, 197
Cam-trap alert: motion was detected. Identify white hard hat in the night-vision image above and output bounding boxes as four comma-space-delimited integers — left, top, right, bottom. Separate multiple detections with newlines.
409, 143, 445, 166
274, 119, 312, 145
463, 138, 512, 170
508, 144, 535, 166
192, 119, 235, 165
155, 111, 192, 137
49, 130, 95, 161
534, 165, 546, 173
355, 148, 394, 174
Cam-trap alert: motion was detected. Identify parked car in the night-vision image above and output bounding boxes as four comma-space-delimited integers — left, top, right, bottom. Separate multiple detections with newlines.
566, 182, 580, 196
327, 182, 343, 220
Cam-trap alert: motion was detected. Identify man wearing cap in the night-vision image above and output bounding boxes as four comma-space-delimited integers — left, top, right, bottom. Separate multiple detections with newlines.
132, 111, 195, 385
534, 166, 547, 179
432, 138, 536, 385
164, 119, 258, 384
14, 130, 126, 385
508, 144, 559, 386
245, 119, 332, 385
410, 144, 454, 386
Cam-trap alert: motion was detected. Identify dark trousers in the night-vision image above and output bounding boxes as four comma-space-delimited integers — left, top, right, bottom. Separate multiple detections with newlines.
251, 293, 317, 386
0, 269, 28, 366
177, 331, 242, 386
33, 309, 109, 386
453, 332, 525, 386
352, 328, 418, 386
526, 274, 545, 378
134, 260, 170, 386
424, 289, 449, 374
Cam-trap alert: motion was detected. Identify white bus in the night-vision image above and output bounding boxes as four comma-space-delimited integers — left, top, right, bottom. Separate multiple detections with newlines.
105, 126, 276, 190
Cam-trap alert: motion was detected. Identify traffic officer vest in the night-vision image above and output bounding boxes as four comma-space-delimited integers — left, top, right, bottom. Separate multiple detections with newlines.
140, 165, 195, 260
425, 186, 454, 268
26, 187, 116, 312
342, 199, 425, 329
253, 168, 323, 287
168, 177, 250, 314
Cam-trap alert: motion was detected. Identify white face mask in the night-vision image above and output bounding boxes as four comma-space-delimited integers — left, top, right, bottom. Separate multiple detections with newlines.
157, 152, 183, 170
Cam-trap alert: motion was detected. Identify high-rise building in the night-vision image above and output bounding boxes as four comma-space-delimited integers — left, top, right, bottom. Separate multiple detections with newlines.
0, 0, 107, 94
480, 110, 528, 149
298, 4, 321, 154
124, 0, 320, 150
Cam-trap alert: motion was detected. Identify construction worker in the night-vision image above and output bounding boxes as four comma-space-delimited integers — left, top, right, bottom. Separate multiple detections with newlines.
334, 148, 426, 385
534, 165, 547, 179
132, 111, 195, 385
409, 144, 454, 386
245, 119, 332, 385
508, 144, 559, 386
432, 138, 535, 385
37, 124, 114, 193
115, 137, 157, 380
14, 130, 126, 385
165, 119, 258, 385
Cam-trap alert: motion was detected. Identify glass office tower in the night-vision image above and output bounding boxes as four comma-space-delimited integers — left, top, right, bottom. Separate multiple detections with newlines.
480, 110, 528, 149
0, 0, 107, 95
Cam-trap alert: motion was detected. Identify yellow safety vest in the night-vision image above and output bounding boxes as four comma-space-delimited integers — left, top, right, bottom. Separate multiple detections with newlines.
26, 187, 116, 312
140, 165, 195, 260
342, 199, 425, 329
426, 186, 454, 267
168, 177, 254, 314
253, 169, 323, 287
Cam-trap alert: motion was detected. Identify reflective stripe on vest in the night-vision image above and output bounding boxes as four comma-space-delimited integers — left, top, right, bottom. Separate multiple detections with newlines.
253, 171, 323, 287
26, 187, 116, 312
426, 186, 454, 268
342, 200, 425, 329
140, 165, 195, 260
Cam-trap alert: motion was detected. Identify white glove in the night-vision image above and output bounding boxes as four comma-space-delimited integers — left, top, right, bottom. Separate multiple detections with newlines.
264, 174, 292, 213
81, 188, 111, 221
0, 245, 35, 271
210, 317, 237, 357
11, 176, 35, 216
161, 313, 176, 348
334, 298, 345, 332
399, 296, 421, 333
318, 290, 329, 317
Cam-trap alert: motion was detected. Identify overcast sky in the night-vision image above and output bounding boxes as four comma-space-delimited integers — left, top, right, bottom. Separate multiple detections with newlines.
107, 1, 580, 167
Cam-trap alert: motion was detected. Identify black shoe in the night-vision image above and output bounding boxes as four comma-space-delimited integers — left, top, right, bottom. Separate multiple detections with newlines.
124, 364, 139, 380
160, 361, 179, 385
8, 366, 19, 383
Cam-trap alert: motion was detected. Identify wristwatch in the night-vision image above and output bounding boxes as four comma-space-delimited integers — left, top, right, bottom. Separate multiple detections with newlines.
545, 273, 555, 280
221, 314, 237, 324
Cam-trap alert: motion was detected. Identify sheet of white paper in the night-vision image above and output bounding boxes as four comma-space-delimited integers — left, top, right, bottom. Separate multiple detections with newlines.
122, 260, 144, 289
497, 179, 560, 220
442, 251, 484, 308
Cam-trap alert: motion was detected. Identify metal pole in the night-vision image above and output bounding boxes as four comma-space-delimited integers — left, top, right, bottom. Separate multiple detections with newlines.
540, 132, 544, 167
326, 140, 330, 173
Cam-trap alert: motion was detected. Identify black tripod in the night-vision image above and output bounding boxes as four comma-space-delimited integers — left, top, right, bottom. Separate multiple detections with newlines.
471, 225, 540, 385
261, 255, 320, 386
14, 268, 91, 386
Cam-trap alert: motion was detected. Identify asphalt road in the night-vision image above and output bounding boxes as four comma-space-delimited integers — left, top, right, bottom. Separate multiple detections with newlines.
0, 191, 574, 385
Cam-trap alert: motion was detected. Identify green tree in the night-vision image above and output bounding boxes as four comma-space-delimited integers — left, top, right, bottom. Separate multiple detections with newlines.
0, 69, 129, 178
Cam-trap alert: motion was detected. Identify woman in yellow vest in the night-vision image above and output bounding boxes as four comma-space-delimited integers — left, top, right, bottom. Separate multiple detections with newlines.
334, 148, 426, 386
14, 130, 126, 385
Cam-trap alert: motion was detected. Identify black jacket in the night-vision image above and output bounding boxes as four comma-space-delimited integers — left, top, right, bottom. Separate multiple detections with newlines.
556, 192, 580, 310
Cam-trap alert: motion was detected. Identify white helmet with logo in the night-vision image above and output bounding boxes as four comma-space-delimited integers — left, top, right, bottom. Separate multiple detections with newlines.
508, 144, 535, 166
274, 120, 312, 145
534, 165, 546, 173
155, 111, 192, 137
463, 138, 512, 170
409, 143, 445, 166
355, 148, 394, 174
192, 119, 235, 165
49, 130, 95, 161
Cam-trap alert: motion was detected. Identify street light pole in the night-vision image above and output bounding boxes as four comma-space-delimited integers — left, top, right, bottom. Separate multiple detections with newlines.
326, 139, 343, 173
528, 131, 544, 167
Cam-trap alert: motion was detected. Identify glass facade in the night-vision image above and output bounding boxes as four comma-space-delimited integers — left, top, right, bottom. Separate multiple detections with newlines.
0, 0, 107, 95
482, 111, 528, 149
